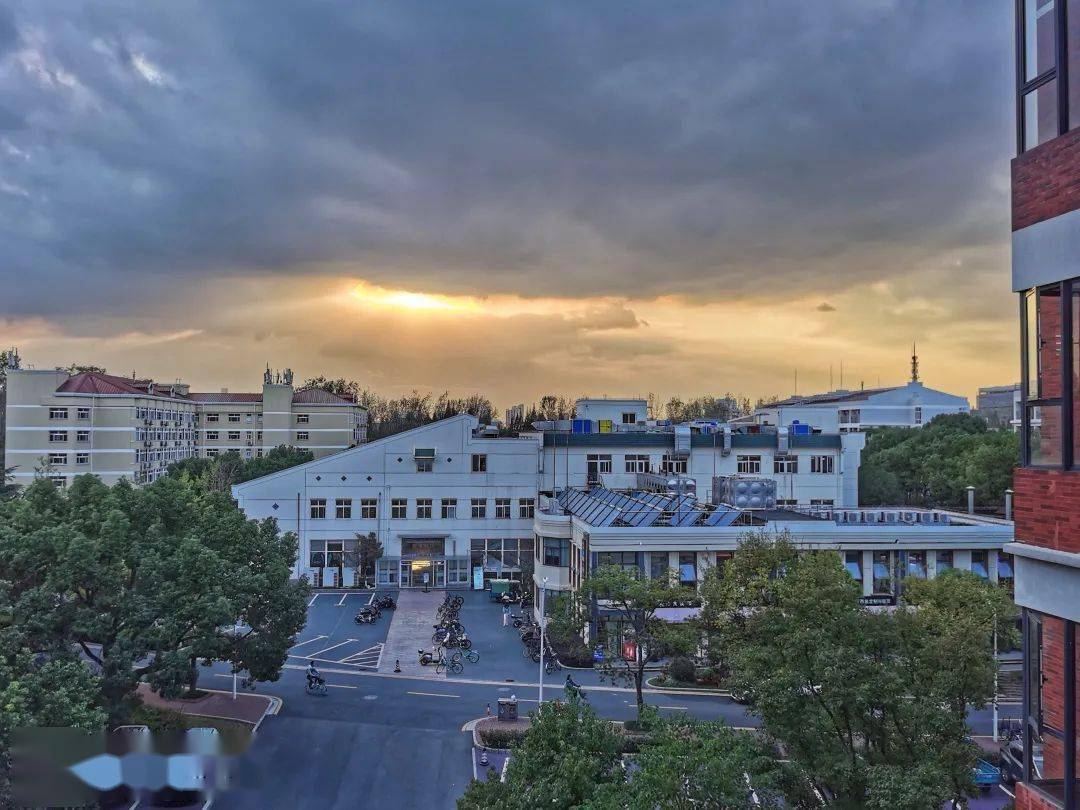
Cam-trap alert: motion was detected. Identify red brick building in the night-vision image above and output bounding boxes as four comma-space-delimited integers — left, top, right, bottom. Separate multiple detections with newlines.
1010, 2, 1080, 807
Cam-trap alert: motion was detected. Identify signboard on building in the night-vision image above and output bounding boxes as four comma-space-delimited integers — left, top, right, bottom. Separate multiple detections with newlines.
472, 566, 484, 591
858, 595, 897, 607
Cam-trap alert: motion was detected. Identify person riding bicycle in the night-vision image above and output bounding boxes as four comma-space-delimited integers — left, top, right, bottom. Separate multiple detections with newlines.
306, 660, 324, 690
564, 673, 582, 699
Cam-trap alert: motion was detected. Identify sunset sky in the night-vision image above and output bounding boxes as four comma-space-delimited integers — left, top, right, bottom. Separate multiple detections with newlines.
0, 1, 1017, 408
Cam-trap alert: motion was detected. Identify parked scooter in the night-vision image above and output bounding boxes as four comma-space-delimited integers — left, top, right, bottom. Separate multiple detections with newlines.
375, 594, 396, 610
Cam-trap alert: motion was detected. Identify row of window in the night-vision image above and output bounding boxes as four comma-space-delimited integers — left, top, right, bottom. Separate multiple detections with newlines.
134, 407, 197, 424
135, 447, 197, 464
203, 412, 255, 423
49, 406, 93, 420
47, 452, 89, 465
845, 549, 1013, 594
309, 497, 536, 520
197, 412, 323, 424
584, 452, 836, 476
136, 428, 197, 442
538, 544, 1011, 597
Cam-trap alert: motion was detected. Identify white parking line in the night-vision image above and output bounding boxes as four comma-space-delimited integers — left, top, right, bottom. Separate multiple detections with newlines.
307, 639, 358, 658
327, 683, 358, 690
288, 635, 329, 650
367, 592, 375, 606
340, 643, 383, 664
407, 690, 460, 698
337, 593, 348, 606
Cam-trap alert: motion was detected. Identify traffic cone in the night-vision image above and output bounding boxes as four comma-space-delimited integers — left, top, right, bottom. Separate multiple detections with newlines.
394, 659, 401, 673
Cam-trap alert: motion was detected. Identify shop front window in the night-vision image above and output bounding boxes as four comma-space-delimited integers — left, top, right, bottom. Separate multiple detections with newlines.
905, 551, 927, 580
844, 551, 862, 582
936, 550, 953, 573
997, 552, 1015, 594
872, 551, 893, 595
970, 550, 989, 580
678, 552, 696, 585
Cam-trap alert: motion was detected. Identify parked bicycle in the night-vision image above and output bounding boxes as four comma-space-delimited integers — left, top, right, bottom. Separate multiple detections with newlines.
436, 653, 464, 675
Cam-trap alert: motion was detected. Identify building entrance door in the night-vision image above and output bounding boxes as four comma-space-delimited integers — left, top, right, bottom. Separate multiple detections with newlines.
410, 559, 433, 589
434, 559, 446, 587
399, 559, 411, 588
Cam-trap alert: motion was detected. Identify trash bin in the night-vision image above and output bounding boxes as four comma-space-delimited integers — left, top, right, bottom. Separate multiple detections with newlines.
497, 697, 518, 722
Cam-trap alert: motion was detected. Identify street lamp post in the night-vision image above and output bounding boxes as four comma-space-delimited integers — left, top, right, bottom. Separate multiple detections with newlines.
539, 576, 549, 704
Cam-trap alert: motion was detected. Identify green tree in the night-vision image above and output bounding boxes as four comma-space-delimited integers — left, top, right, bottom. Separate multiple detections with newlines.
713, 539, 1008, 808
354, 531, 383, 580
584, 566, 695, 717
0, 650, 107, 805
696, 531, 800, 691
166, 445, 313, 493
0, 466, 15, 502
859, 414, 1018, 510
235, 445, 315, 483
457, 698, 624, 810
623, 713, 785, 809
0, 475, 308, 724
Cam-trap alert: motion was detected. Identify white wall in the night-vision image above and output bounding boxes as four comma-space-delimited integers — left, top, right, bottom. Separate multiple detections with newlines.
233, 414, 541, 580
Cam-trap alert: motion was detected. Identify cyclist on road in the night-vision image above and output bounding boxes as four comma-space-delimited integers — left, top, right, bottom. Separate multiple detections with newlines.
564, 673, 582, 700
306, 660, 324, 690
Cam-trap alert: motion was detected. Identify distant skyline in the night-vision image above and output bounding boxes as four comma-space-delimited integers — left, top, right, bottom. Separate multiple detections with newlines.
0, 2, 1017, 404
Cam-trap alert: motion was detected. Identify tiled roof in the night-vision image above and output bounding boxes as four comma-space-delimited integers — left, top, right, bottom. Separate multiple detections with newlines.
54, 372, 357, 407
189, 392, 263, 403
292, 388, 355, 406
56, 372, 190, 399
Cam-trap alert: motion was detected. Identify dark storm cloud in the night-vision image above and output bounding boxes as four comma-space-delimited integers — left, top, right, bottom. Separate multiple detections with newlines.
0, 0, 1013, 318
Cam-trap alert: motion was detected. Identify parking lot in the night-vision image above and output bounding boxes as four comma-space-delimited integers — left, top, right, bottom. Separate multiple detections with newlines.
289, 590, 398, 671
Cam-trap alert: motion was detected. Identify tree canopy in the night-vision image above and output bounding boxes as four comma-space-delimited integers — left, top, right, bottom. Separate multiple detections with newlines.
0, 474, 308, 726
585, 565, 696, 717
858, 413, 1017, 510
458, 700, 783, 810
698, 533, 1017, 808
166, 445, 314, 492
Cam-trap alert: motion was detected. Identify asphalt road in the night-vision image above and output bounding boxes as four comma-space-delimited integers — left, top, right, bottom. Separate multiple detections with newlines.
200, 589, 1018, 809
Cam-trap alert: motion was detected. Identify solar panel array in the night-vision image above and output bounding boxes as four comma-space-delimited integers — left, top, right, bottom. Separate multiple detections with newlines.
557, 487, 743, 528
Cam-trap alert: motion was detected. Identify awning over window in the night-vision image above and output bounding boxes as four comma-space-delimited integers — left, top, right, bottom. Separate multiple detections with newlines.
971, 562, 988, 579
998, 559, 1014, 578
413, 447, 436, 459
845, 561, 862, 579
873, 563, 890, 580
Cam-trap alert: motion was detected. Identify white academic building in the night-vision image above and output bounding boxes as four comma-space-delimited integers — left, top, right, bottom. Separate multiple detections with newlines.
752, 380, 971, 434
231, 399, 865, 589
532, 486, 1015, 618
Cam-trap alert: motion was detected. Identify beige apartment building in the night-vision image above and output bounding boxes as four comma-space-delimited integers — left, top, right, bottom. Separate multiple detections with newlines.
3, 362, 366, 487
